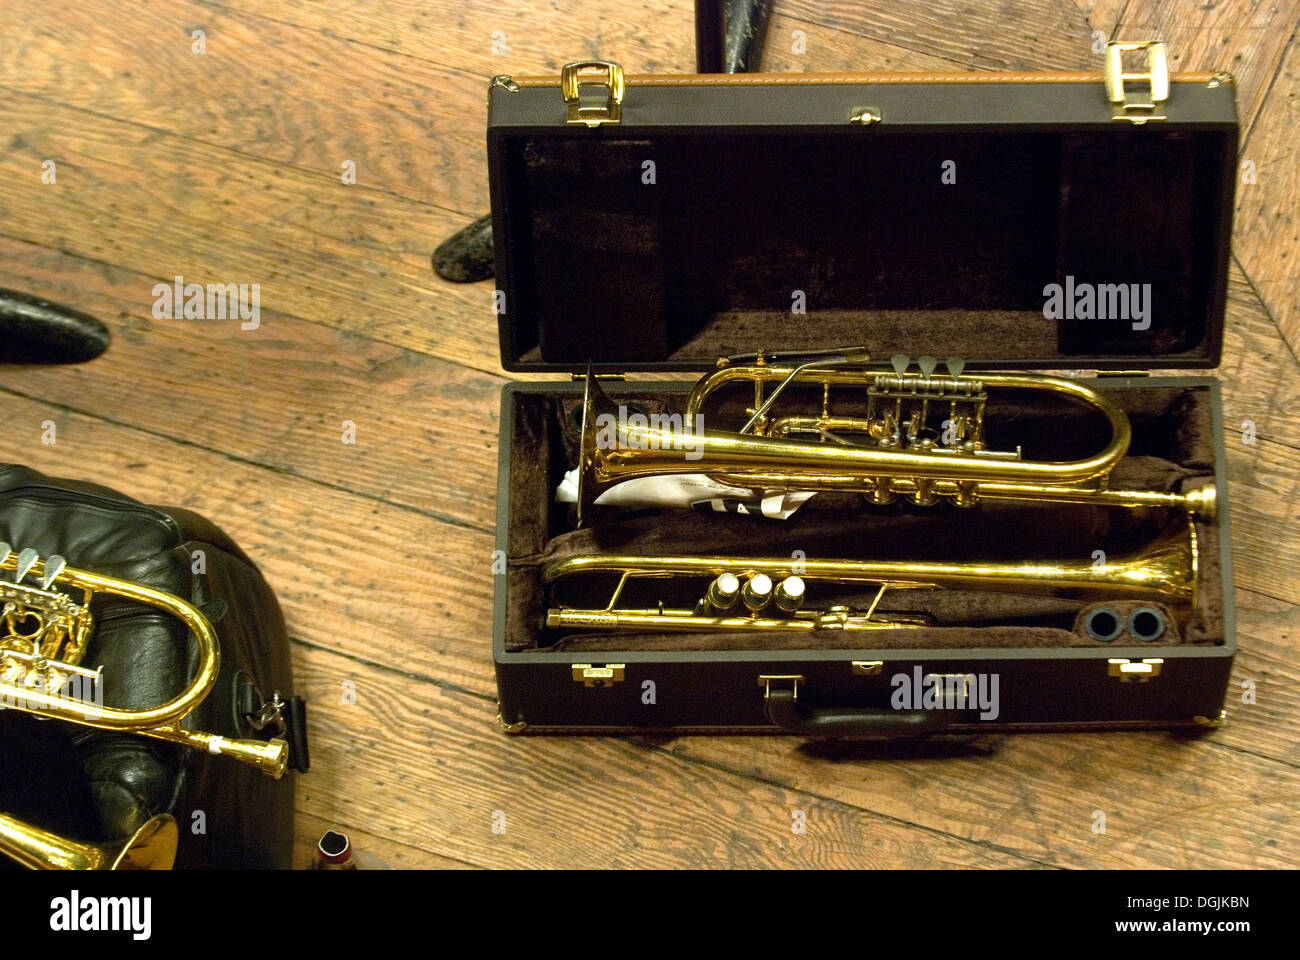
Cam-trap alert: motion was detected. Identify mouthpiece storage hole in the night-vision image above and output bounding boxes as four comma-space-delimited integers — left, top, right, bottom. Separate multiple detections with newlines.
1084, 608, 1122, 642
1128, 607, 1166, 642
318, 830, 350, 859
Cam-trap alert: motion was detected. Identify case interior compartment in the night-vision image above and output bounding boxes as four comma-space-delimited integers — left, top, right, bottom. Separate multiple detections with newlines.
495, 129, 1232, 370
502, 380, 1221, 653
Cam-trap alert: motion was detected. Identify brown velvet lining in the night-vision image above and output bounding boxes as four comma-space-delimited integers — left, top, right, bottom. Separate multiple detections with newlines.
502, 131, 1225, 367
504, 383, 1222, 653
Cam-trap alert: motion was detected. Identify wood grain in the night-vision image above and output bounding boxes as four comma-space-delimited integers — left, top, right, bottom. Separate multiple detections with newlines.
1233, 35, 1300, 357
0, 0, 1297, 869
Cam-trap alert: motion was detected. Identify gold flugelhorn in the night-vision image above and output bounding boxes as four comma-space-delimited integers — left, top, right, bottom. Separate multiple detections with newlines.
570, 351, 1215, 525
0, 811, 177, 870
546, 519, 1197, 634
0, 545, 288, 778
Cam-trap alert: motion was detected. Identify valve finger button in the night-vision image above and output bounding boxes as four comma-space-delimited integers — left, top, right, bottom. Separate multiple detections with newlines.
774, 576, 805, 613
706, 573, 741, 611
742, 573, 774, 612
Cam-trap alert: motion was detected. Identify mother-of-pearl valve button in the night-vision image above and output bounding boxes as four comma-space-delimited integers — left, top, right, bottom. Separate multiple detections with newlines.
742, 574, 774, 612
707, 573, 741, 610
774, 576, 805, 613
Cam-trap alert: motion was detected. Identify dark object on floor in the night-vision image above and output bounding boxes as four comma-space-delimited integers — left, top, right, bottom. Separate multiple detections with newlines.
0, 464, 303, 868
0, 288, 110, 364
724, 0, 774, 73
432, 213, 495, 283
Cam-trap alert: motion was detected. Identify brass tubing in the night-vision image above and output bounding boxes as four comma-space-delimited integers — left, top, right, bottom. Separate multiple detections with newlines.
0, 554, 217, 730
546, 512, 1196, 608
546, 608, 909, 632
577, 370, 1151, 523
0, 552, 289, 779
576, 368, 1212, 522
692, 474, 1215, 518
0, 812, 178, 870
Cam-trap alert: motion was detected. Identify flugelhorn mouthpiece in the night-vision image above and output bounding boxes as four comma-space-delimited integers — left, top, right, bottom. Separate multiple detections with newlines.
202, 735, 290, 779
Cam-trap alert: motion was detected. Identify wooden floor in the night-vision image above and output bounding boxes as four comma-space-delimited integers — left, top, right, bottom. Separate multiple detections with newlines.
1, 0, 1297, 869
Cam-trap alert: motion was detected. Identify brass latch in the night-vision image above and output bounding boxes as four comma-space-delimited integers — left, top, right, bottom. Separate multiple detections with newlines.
851, 660, 884, 676
1104, 41, 1169, 124
757, 674, 803, 700
572, 663, 625, 686
561, 61, 624, 127
1108, 657, 1164, 682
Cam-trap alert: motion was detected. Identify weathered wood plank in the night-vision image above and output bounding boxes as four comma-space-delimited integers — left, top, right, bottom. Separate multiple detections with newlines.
0, 0, 492, 214
1232, 37, 1300, 356
0, 236, 505, 529
0, 91, 505, 372
294, 810, 477, 869
0, 390, 500, 692
1112, 0, 1300, 133
294, 647, 1045, 868
775, 0, 1101, 71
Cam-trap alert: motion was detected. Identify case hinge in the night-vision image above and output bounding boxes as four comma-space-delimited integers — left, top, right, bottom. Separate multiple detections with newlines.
1108, 657, 1163, 682
571, 371, 625, 381
1096, 370, 1151, 378
561, 61, 625, 127
1104, 41, 1169, 124
572, 663, 625, 686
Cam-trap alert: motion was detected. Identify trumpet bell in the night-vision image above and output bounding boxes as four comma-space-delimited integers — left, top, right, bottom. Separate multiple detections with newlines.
0, 812, 177, 870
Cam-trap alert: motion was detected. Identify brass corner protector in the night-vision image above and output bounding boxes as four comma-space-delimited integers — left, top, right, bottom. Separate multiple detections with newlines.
497, 712, 527, 733
1193, 710, 1227, 728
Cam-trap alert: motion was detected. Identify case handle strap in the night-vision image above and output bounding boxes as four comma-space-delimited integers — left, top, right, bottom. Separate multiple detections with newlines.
761, 676, 969, 738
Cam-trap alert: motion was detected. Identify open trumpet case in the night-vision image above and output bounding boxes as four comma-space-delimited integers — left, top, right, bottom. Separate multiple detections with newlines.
488, 43, 1239, 737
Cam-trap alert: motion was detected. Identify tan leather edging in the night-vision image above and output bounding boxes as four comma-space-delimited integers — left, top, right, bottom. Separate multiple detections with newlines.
509, 70, 1219, 87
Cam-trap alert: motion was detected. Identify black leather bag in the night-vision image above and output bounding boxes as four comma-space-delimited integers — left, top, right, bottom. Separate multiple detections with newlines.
0, 465, 302, 869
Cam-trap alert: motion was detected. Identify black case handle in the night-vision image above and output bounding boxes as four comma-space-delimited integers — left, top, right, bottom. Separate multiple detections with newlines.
763, 685, 964, 738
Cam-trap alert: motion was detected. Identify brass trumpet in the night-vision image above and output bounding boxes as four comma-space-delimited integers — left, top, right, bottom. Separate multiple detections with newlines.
569, 351, 1215, 525
0, 811, 177, 870
0, 544, 288, 778
546, 519, 1197, 635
